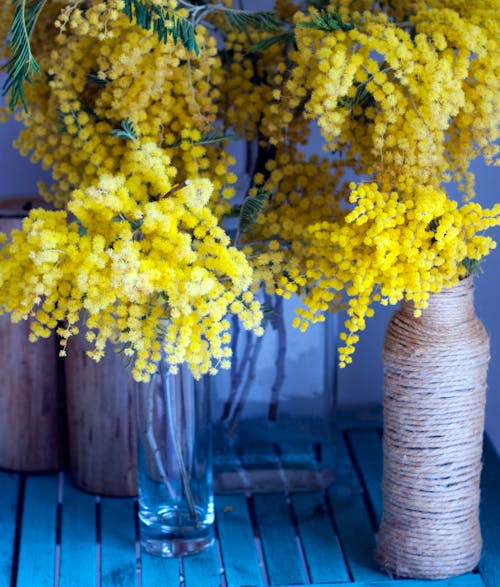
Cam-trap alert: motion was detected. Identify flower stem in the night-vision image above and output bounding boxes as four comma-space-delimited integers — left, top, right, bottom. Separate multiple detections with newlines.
267, 295, 286, 421
145, 375, 177, 501
221, 327, 253, 421
160, 360, 198, 523
227, 333, 264, 435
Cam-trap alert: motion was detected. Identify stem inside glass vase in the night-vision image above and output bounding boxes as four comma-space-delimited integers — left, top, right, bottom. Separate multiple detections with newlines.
222, 292, 288, 433
212, 293, 338, 493
158, 359, 198, 523
137, 361, 214, 557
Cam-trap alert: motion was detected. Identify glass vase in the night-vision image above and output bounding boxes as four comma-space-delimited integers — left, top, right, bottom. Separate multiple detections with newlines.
136, 362, 214, 557
212, 292, 338, 492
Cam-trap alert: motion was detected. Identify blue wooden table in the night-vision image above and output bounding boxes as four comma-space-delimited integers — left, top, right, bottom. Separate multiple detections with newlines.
1, 408, 499, 587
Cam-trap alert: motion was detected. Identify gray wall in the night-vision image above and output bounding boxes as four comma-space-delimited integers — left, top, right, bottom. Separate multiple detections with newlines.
1, 90, 499, 452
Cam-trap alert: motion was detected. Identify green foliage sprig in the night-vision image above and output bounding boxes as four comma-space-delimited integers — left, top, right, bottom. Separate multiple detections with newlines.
251, 31, 296, 53
223, 10, 280, 33
238, 188, 270, 237
338, 79, 376, 111
56, 109, 83, 137
86, 70, 109, 88
299, 7, 355, 32
123, 0, 200, 55
462, 257, 482, 277
163, 129, 236, 149
111, 118, 138, 141
2, 0, 47, 111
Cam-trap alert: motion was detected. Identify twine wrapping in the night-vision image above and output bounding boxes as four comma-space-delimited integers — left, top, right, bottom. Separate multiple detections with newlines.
376, 277, 490, 579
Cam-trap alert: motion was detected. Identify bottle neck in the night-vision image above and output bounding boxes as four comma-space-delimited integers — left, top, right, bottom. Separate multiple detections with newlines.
399, 277, 475, 328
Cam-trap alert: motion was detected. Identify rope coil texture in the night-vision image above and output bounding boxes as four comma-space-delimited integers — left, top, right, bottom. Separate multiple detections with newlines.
376, 277, 490, 579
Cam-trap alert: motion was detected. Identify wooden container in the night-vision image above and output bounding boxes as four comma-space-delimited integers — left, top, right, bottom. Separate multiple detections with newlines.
64, 333, 138, 496
0, 197, 64, 471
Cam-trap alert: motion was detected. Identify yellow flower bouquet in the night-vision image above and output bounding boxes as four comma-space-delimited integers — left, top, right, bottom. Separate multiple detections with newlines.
1, 0, 499, 563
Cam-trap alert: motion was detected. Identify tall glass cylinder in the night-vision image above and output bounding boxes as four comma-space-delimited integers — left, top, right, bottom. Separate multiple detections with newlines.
136, 362, 214, 557
212, 292, 338, 492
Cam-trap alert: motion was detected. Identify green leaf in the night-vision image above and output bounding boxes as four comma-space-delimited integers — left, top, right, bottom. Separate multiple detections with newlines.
428, 217, 441, 234
224, 10, 280, 33
111, 118, 137, 141
163, 129, 236, 149
2, 0, 48, 111
462, 257, 482, 277
86, 70, 109, 88
250, 31, 296, 53
55, 109, 83, 137
299, 8, 355, 32
77, 222, 87, 237
123, 0, 199, 55
338, 79, 375, 111
306, 0, 331, 8
239, 188, 270, 233
112, 213, 143, 231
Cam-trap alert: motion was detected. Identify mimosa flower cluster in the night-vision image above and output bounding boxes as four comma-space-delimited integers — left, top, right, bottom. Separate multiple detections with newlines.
4, 0, 236, 215
288, 181, 500, 365
272, 0, 499, 198
0, 158, 263, 381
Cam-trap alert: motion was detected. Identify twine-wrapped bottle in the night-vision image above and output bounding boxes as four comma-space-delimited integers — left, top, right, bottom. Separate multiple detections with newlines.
376, 277, 489, 579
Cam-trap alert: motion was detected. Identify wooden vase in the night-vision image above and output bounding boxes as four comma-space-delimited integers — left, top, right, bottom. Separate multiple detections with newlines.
0, 199, 64, 471
64, 332, 138, 496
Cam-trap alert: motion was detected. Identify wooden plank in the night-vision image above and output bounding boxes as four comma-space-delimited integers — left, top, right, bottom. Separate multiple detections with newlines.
347, 429, 384, 527
328, 434, 387, 583
253, 493, 306, 585
273, 575, 484, 587
59, 476, 97, 587
0, 472, 19, 587
16, 475, 58, 587
291, 492, 350, 584
479, 436, 500, 587
100, 498, 137, 587
182, 542, 221, 587
140, 553, 180, 587
215, 494, 263, 587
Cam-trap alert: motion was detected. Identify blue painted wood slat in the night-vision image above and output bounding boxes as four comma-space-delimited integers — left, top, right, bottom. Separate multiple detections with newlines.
59, 476, 97, 587
100, 498, 137, 587
328, 434, 388, 583
253, 493, 307, 586
0, 471, 19, 587
16, 475, 58, 587
273, 576, 485, 587
140, 552, 180, 587
347, 429, 384, 528
291, 491, 350, 584
479, 436, 500, 587
215, 494, 264, 587
182, 542, 221, 587
3, 417, 499, 587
